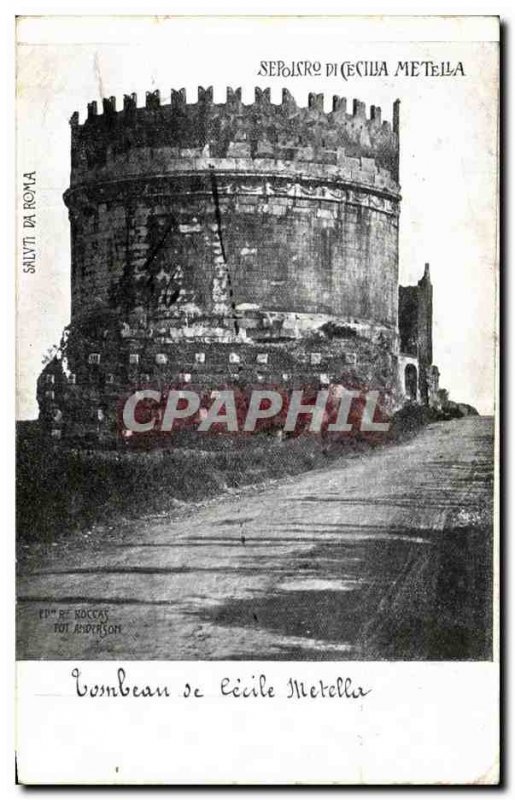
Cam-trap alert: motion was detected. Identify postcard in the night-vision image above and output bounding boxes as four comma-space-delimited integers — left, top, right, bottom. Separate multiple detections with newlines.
15, 14, 499, 785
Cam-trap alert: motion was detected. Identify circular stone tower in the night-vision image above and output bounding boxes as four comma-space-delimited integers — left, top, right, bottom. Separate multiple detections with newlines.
39, 87, 402, 440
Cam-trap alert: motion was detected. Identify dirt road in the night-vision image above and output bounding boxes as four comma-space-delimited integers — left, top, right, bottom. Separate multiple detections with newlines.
17, 417, 495, 660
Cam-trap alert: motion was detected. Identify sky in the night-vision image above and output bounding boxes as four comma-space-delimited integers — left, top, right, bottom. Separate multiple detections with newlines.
16, 16, 499, 417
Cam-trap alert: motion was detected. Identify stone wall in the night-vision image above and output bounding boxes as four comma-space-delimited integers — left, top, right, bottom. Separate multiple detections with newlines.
398, 263, 437, 406
70, 88, 399, 181
66, 167, 399, 335
39, 89, 405, 441
38, 321, 400, 441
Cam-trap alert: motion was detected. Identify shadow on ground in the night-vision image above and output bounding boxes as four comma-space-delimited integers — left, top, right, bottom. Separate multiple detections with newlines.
199, 525, 493, 660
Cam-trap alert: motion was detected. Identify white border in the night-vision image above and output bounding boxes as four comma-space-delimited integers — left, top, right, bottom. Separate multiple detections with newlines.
4, 1, 510, 796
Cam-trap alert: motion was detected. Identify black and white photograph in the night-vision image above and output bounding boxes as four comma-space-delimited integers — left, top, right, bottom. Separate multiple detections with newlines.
14, 12, 499, 785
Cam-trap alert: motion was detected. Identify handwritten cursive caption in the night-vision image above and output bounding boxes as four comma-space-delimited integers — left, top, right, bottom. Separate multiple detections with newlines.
71, 667, 372, 701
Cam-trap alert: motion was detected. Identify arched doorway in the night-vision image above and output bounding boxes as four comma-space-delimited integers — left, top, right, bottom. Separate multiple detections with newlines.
405, 364, 418, 400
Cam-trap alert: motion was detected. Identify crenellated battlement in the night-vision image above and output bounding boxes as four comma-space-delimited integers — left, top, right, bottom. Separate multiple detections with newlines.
69, 87, 400, 183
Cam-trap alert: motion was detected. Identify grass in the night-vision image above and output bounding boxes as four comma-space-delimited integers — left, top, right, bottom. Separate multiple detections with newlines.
17, 405, 432, 543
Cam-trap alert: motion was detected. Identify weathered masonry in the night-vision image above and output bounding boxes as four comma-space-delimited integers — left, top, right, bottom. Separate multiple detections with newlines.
37, 87, 439, 440
398, 263, 440, 405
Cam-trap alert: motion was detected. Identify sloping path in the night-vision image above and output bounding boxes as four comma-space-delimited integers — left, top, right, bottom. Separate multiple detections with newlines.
17, 417, 495, 660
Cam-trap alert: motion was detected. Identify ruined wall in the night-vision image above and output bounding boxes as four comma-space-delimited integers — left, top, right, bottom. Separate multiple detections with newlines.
416, 263, 433, 369
398, 263, 437, 405
398, 285, 418, 357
